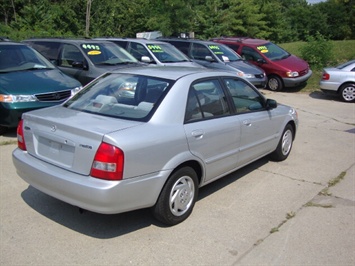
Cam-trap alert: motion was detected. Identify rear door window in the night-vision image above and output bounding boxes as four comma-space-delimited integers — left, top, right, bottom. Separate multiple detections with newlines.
185, 79, 230, 122
29, 41, 61, 63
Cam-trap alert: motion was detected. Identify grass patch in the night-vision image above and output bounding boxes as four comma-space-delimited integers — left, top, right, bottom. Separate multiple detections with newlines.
0, 140, 17, 146
270, 211, 296, 234
304, 202, 333, 208
328, 171, 346, 187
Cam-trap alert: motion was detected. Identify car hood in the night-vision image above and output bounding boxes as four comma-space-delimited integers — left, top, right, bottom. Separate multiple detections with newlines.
0, 69, 80, 94
225, 60, 264, 74
22, 105, 143, 175
272, 54, 309, 72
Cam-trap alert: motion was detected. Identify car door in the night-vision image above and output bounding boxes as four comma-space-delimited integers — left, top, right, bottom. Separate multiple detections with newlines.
222, 77, 284, 167
183, 78, 241, 183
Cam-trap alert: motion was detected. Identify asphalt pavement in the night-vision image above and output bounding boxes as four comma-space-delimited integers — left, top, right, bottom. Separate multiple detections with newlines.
0, 90, 354, 265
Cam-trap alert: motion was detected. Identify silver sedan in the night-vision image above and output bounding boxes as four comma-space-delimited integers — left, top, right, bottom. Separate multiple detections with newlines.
12, 67, 298, 225
320, 60, 355, 102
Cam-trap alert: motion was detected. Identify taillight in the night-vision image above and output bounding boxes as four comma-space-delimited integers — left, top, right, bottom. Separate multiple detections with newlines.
17, 120, 27, 151
90, 142, 124, 180
322, 72, 330, 80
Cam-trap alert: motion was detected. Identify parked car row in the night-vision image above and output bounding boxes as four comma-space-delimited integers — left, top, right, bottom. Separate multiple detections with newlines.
1, 35, 351, 134
0, 41, 82, 134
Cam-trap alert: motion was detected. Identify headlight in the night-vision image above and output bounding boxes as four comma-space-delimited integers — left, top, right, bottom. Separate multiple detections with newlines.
236, 72, 255, 79
71, 86, 83, 96
286, 71, 299, 77
0, 94, 37, 103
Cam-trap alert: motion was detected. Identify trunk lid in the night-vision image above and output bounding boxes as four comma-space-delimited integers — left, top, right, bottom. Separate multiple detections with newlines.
22, 105, 142, 175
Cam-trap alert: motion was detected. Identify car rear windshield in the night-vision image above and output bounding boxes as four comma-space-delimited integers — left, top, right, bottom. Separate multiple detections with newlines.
64, 73, 173, 121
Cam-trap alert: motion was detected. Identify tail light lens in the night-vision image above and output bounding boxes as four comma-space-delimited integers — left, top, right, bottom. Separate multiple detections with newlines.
17, 120, 27, 151
91, 142, 124, 180
322, 72, 330, 80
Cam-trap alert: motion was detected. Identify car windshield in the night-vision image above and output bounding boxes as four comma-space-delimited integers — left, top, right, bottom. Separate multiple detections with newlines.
79, 42, 138, 65
336, 60, 355, 70
0, 44, 55, 73
256, 42, 290, 61
64, 73, 173, 121
146, 43, 191, 63
208, 44, 243, 62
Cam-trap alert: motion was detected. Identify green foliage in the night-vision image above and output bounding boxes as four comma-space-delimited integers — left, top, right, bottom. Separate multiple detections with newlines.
1, 0, 354, 42
300, 33, 334, 70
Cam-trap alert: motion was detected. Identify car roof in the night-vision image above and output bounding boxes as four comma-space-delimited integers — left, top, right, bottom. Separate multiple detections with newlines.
0, 41, 28, 46
159, 38, 223, 45
109, 66, 235, 80
211, 37, 269, 46
95, 38, 170, 45
23, 38, 114, 45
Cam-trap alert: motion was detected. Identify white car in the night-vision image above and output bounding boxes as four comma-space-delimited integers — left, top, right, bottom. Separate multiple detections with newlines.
320, 60, 355, 102
13, 67, 298, 225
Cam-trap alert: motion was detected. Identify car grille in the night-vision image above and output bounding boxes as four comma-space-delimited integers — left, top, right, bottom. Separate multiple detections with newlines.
35, 90, 72, 102
299, 68, 309, 76
255, 74, 265, 79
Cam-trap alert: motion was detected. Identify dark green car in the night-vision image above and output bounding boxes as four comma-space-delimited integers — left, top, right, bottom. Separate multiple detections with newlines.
0, 42, 82, 134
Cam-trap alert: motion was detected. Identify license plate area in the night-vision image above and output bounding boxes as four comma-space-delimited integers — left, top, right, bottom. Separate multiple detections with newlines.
37, 136, 75, 167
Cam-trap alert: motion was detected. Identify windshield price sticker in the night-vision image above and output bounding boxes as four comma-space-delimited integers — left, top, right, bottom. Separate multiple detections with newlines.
82, 44, 102, 55
209, 45, 224, 55
257, 45, 269, 53
147, 44, 163, 53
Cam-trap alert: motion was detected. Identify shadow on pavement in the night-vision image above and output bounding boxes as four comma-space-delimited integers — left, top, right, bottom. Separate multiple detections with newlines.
20, 157, 269, 238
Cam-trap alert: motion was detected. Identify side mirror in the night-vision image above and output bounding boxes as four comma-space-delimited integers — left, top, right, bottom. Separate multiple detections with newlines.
72, 61, 85, 69
257, 58, 266, 64
205, 55, 215, 62
141, 56, 154, 63
266, 99, 277, 110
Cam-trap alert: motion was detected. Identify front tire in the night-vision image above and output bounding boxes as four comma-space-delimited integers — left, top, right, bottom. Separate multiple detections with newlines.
339, 83, 355, 102
270, 124, 294, 161
153, 166, 198, 225
267, 75, 283, 91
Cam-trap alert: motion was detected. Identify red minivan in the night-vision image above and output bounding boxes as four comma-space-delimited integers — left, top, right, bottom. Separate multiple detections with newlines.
211, 37, 312, 91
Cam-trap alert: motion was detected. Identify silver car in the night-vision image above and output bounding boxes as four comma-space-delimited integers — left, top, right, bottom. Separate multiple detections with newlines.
320, 60, 355, 102
12, 67, 298, 225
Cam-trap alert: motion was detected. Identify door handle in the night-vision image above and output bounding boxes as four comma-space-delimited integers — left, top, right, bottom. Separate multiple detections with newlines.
191, 130, 204, 139
243, 119, 251, 126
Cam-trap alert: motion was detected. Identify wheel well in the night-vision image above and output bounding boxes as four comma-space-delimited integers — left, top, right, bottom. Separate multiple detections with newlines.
173, 160, 203, 185
268, 74, 283, 82
267, 74, 284, 88
337, 82, 355, 93
287, 121, 297, 140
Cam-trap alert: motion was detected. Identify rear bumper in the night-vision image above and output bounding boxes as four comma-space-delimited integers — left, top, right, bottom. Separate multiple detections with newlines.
12, 148, 170, 214
283, 70, 313, 88
319, 81, 340, 92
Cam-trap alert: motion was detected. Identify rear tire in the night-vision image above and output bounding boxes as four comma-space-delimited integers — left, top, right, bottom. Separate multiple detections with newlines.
339, 83, 355, 102
267, 75, 283, 91
153, 166, 198, 226
270, 124, 294, 161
